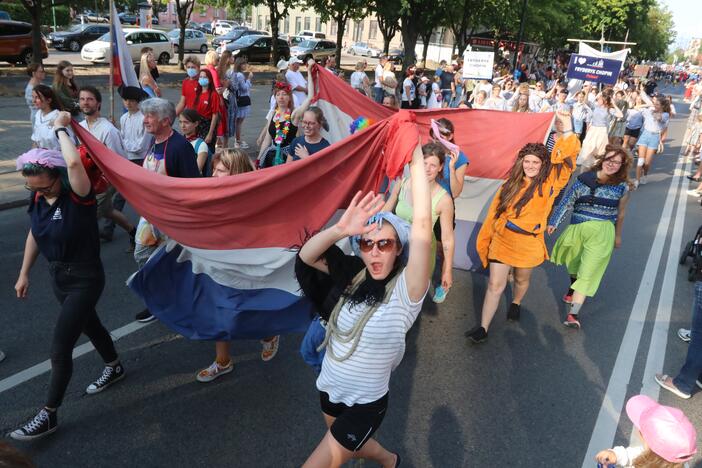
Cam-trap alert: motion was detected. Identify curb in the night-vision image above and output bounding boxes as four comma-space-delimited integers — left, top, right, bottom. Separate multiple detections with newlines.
0, 199, 28, 211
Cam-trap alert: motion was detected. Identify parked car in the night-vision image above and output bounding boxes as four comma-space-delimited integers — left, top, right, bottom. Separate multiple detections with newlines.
387, 48, 404, 64
74, 14, 109, 24
224, 35, 290, 63
288, 35, 305, 47
0, 20, 48, 65
213, 29, 264, 49
347, 42, 381, 58
0, 11, 10, 20
167, 28, 208, 53
299, 30, 326, 39
290, 39, 336, 63
82, 28, 173, 64
214, 20, 237, 36
151, 16, 159, 25
47, 23, 110, 52
118, 13, 137, 25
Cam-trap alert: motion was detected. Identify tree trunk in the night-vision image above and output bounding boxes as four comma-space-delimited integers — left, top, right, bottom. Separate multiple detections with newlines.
420, 32, 431, 67
334, 14, 347, 67
29, 2, 43, 64
268, 0, 280, 63
400, 15, 419, 72
176, 2, 193, 69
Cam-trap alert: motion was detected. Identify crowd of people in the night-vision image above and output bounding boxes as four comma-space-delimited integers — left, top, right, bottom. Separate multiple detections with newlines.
5, 48, 702, 468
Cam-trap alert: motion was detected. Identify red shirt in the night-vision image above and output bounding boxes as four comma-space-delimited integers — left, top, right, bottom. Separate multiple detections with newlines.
193, 89, 221, 121
181, 78, 199, 109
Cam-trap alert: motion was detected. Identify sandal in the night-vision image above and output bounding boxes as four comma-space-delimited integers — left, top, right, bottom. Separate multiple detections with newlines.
261, 335, 280, 362
654, 373, 691, 399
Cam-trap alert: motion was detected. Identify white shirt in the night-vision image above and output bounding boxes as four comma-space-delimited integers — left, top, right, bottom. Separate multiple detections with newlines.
119, 110, 153, 161
80, 117, 127, 158
401, 77, 415, 102
316, 271, 426, 405
25, 82, 38, 129
427, 83, 441, 109
374, 64, 383, 88
32, 109, 61, 150
350, 71, 366, 90
479, 82, 493, 96
484, 96, 506, 111
285, 69, 307, 105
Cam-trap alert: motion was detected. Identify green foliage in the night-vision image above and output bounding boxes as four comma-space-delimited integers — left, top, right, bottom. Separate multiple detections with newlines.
629, 1, 675, 61
304, 0, 366, 62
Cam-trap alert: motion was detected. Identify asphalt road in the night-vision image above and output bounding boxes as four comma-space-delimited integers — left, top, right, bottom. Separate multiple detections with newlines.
2, 84, 702, 468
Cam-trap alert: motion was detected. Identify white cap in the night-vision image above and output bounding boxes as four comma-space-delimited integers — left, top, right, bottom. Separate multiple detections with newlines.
289, 56, 303, 65
276, 58, 289, 70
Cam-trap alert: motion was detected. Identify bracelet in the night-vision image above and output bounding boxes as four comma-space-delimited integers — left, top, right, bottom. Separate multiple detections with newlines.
54, 127, 69, 139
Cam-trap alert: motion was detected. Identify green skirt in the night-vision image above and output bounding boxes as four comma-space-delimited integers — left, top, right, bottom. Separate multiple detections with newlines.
550, 220, 615, 297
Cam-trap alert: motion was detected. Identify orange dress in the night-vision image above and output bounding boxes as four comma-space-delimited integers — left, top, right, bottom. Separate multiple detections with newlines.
476, 134, 581, 268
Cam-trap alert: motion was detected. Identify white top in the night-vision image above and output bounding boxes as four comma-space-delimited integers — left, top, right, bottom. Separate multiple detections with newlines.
285, 69, 307, 105
80, 117, 127, 158
427, 83, 441, 109
641, 108, 669, 133
374, 64, 383, 88
31, 109, 61, 150
484, 96, 506, 111
350, 71, 366, 90
401, 77, 415, 102
25, 82, 37, 129
479, 82, 493, 96
119, 110, 153, 161
316, 270, 426, 405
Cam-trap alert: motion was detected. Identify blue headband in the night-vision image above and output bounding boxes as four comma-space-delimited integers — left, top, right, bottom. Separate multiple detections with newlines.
350, 212, 410, 263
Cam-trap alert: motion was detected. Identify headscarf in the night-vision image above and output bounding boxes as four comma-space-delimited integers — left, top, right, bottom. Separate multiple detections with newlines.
16, 148, 66, 171
350, 211, 410, 263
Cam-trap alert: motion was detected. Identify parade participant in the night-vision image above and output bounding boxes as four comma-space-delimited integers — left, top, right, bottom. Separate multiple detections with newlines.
484, 84, 506, 111
572, 91, 592, 143
684, 114, 702, 160
138, 51, 161, 98
608, 90, 628, 144
635, 89, 670, 187
234, 57, 253, 149
133, 98, 201, 323
175, 56, 200, 116
451, 62, 464, 108
296, 142, 432, 468
257, 81, 299, 168
25, 63, 46, 127
134, 46, 159, 81
118, 86, 152, 168
382, 95, 399, 109
427, 75, 442, 109
204, 50, 223, 90
12, 113, 124, 440
595, 395, 696, 467
285, 57, 308, 106
418, 75, 429, 108
30, 85, 64, 151
373, 55, 388, 103
196, 149, 281, 382
577, 91, 623, 170
52, 60, 79, 116
623, 93, 643, 152
381, 61, 398, 101
439, 62, 455, 108
430, 118, 469, 198
190, 68, 221, 153
471, 90, 488, 109
465, 112, 579, 343
383, 142, 454, 301
179, 109, 211, 175
401, 66, 417, 109
223, 51, 239, 148
285, 107, 330, 163
512, 92, 531, 113
350, 61, 371, 97
547, 146, 631, 329
77, 86, 135, 248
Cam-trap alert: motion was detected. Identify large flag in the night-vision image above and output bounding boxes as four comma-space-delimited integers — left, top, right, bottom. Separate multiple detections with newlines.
69, 66, 553, 341
110, 2, 139, 88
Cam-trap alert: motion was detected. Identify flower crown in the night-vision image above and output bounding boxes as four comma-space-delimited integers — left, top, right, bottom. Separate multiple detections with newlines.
274, 81, 292, 93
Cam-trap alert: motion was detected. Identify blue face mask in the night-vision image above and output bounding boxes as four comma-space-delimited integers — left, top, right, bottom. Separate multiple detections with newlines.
186, 68, 198, 78
198, 78, 209, 87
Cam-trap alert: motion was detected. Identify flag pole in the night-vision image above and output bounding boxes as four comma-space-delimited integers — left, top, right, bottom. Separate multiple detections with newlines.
109, 0, 115, 122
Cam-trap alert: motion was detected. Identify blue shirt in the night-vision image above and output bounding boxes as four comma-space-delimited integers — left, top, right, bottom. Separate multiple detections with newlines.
286, 136, 330, 161
439, 150, 469, 195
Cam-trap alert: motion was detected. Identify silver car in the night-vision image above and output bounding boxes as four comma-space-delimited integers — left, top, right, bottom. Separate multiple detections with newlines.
348, 41, 381, 58
167, 28, 208, 53
290, 39, 336, 62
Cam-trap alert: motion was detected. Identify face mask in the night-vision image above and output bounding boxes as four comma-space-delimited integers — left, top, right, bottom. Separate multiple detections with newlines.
198, 78, 209, 87
186, 68, 198, 78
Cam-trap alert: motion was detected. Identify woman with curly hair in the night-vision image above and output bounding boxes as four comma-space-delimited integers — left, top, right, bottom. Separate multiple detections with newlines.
547, 145, 631, 329
465, 113, 580, 343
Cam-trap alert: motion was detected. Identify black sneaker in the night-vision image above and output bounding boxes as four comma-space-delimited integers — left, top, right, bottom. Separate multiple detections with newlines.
126, 228, 136, 253
135, 308, 156, 323
465, 326, 488, 343
10, 408, 57, 441
507, 303, 521, 321
86, 363, 125, 394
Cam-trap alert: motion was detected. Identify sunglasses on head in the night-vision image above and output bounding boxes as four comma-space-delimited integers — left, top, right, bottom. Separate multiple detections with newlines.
359, 238, 397, 253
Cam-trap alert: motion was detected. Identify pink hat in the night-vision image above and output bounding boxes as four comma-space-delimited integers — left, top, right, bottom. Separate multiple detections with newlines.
626, 395, 697, 463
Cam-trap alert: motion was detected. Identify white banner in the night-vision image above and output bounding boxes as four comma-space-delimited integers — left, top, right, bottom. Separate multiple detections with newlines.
462, 51, 494, 80
578, 42, 629, 70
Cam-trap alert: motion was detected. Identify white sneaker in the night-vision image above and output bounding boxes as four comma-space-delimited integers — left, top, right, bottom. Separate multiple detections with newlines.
238, 140, 250, 149
640, 175, 648, 185
687, 189, 702, 197
678, 328, 691, 343
261, 335, 280, 362
196, 360, 234, 383
633, 180, 639, 189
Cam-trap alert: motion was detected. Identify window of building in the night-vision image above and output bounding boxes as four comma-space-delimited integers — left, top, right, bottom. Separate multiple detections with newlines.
353, 20, 364, 42
295, 16, 302, 34
257, 15, 262, 30
304, 16, 311, 31
315, 16, 321, 32
330, 21, 337, 35
284, 16, 290, 34
369, 20, 378, 40
265, 15, 270, 31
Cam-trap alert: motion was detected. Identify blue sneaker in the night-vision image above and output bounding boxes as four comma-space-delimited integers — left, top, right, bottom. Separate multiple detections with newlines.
433, 286, 448, 303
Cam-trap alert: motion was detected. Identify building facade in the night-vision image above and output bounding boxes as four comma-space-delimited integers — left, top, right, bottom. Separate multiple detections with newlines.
158, 1, 230, 26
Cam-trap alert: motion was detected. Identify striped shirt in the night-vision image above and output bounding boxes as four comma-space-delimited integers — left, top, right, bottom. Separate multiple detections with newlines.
316, 270, 425, 405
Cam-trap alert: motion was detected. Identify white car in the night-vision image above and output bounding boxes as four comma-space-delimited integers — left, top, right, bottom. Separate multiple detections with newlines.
348, 42, 381, 57
81, 28, 173, 64
214, 20, 237, 36
167, 28, 208, 53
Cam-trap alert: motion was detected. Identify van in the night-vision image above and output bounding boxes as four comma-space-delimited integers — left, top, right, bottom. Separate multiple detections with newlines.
299, 30, 326, 39
0, 20, 48, 65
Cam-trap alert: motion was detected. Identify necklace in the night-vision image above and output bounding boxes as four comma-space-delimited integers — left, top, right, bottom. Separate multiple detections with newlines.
273, 108, 291, 146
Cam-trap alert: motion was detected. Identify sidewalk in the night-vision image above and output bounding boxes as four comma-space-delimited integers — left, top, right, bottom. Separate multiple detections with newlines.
0, 171, 27, 210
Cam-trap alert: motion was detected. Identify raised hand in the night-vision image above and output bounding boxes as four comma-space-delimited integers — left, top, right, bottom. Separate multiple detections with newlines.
335, 191, 385, 237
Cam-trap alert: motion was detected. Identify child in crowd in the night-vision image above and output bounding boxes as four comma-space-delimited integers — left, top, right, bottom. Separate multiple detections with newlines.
595, 395, 696, 467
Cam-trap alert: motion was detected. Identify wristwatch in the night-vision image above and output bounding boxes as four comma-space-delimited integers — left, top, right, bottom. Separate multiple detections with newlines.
54, 127, 69, 139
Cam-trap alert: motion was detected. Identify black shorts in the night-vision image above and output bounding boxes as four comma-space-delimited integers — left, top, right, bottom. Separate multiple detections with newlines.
319, 391, 388, 452
624, 127, 641, 138
433, 198, 456, 241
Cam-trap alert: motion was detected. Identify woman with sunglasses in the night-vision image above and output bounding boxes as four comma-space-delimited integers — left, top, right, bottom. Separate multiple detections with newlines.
296, 143, 432, 468
547, 146, 631, 329
12, 111, 123, 441
465, 112, 579, 343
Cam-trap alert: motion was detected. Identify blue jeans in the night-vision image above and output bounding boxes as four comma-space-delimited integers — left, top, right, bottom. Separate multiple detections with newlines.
674, 281, 702, 394
373, 87, 384, 103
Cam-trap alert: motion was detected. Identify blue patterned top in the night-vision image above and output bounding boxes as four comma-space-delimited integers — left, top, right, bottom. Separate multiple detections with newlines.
548, 172, 628, 229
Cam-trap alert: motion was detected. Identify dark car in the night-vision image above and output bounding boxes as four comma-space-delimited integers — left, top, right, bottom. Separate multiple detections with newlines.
47, 23, 110, 52
0, 20, 48, 64
213, 28, 264, 49
226, 35, 290, 63
387, 48, 404, 65
196, 21, 213, 34
118, 13, 137, 25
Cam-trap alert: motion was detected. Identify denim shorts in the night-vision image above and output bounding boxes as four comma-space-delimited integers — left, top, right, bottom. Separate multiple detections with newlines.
636, 129, 660, 150
441, 90, 452, 102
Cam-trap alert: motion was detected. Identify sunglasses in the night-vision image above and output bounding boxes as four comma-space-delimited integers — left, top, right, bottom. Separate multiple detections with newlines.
358, 238, 397, 253
24, 179, 57, 194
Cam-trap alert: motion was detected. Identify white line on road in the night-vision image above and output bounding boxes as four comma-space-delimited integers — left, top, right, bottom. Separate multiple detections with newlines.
0, 321, 151, 395
581, 150, 687, 466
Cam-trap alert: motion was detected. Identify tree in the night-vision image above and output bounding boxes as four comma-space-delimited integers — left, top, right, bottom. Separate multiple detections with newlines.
370, 0, 401, 54
235, 0, 296, 63
630, 2, 675, 61
399, 0, 440, 70
175, 0, 196, 68
416, 7, 445, 67
305, 0, 366, 65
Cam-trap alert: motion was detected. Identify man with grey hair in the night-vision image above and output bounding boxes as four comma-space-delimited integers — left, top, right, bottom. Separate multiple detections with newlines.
134, 97, 200, 323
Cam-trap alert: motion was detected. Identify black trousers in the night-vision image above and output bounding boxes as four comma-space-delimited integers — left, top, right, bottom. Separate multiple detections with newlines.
47, 261, 117, 408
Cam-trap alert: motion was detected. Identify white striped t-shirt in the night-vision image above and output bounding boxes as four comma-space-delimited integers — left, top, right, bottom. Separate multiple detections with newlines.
316, 270, 426, 406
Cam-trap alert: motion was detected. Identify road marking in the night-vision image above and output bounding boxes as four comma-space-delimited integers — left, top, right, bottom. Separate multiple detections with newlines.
581, 147, 687, 466
0, 321, 151, 395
